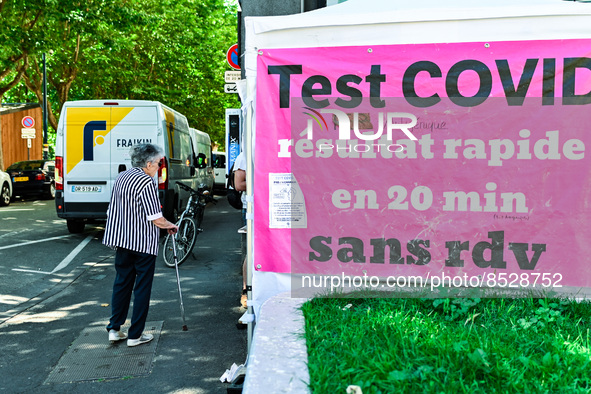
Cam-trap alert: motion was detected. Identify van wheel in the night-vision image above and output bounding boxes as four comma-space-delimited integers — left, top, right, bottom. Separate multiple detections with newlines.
163, 198, 178, 223
0, 183, 10, 206
67, 220, 85, 234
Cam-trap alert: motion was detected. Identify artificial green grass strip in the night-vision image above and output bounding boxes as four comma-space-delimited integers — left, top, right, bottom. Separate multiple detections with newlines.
301, 297, 591, 394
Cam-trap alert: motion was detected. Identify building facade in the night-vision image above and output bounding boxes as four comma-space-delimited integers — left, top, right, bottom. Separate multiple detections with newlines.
0, 104, 43, 170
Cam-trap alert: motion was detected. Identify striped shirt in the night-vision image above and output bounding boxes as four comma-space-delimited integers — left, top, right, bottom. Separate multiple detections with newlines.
103, 167, 162, 255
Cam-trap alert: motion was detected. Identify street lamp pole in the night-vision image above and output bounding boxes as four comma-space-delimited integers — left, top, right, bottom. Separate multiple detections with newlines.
42, 53, 48, 160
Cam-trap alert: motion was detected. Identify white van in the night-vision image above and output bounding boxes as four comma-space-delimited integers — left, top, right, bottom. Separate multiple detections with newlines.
55, 100, 206, 233
188, 127, 214, 192
212, 152, 226, 192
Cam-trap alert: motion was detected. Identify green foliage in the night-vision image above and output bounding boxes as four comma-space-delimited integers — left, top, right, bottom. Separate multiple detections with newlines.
2, 0, 239, 149
302, 297, 591, 393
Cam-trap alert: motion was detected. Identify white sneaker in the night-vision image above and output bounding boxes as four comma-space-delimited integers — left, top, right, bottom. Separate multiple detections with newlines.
108, 329, 128, 342
127, 333, 154, 347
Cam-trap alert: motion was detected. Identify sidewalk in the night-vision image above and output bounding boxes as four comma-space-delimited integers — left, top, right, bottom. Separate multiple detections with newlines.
243, 293, 309, 393
0, 198, 248, 393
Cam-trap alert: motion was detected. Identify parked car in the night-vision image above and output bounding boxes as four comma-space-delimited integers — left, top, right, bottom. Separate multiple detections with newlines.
6, 160, 55, 200
0, 169, 12, 206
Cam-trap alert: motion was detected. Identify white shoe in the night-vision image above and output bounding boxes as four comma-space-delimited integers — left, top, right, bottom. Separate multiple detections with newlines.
108, 329, 128, 342
127, 333, 154, 347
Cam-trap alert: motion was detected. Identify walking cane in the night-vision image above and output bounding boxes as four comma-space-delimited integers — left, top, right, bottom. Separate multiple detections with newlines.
171, 236, 188, 331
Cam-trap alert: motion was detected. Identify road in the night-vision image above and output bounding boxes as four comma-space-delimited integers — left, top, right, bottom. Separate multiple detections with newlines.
0, 197, 110, 317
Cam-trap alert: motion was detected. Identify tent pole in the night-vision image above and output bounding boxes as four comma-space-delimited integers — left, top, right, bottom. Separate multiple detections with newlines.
245, 78, 255, 354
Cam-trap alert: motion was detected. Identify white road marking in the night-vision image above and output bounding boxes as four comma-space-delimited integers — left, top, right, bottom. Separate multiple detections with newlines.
12, 269, 52, 274
50, 233, 95, 274
0, 235, 73, 250
8, 232, 96, 275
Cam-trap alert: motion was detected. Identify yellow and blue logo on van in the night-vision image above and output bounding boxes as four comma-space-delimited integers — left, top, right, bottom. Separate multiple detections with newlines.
66, 107, 133, 174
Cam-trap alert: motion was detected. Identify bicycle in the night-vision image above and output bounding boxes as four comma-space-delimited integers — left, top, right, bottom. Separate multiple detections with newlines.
163, 181, 215, 267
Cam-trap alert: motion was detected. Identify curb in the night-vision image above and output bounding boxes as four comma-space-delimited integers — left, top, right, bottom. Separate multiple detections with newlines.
243, 293, 310, 393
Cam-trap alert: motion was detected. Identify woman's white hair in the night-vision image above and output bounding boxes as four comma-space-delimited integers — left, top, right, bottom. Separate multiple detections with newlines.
130, 144, 164, 168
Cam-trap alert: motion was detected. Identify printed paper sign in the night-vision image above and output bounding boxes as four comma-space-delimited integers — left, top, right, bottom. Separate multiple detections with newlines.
269, 173, 307, 228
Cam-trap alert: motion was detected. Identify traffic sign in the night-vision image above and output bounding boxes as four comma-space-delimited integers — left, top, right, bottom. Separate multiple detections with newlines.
225, 70, 241, 83
21, 128, 36, 139
22, 116, 35, 128
226, 44, 240, 70
224, 84, 238, 94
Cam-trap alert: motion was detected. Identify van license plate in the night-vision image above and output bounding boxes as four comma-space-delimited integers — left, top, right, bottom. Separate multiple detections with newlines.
72, 186, 102, 193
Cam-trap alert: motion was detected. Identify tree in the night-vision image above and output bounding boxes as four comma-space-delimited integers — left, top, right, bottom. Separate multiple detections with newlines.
22, 0, 149, 132
8, 0, 240, 152
0, 0, 45, 168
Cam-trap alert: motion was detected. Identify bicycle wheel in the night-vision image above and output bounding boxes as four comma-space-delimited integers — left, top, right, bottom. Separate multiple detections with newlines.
163, 217, 197, 267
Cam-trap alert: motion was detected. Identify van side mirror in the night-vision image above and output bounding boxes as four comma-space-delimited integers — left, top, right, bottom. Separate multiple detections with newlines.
195, 153, 207, 169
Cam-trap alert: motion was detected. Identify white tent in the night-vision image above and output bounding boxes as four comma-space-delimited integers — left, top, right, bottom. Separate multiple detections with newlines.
245, 0, 591, 55
241, 0, 591, 321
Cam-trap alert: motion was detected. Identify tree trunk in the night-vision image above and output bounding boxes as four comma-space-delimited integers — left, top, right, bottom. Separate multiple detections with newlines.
23, 57, 59, 132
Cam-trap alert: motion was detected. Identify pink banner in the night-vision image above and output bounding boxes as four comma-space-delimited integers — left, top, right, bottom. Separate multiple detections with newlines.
254, 39, 591, 292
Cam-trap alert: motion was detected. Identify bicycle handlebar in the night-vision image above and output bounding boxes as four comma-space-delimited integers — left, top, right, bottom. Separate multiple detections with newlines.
175, 181, 216, 203
175, 181, 195, 192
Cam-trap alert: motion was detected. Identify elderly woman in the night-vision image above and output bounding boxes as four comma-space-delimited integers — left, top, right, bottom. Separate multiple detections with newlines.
103, 143, 178, 347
